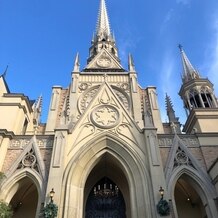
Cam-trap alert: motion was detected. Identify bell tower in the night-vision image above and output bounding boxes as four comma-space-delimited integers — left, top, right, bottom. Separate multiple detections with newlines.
178, 45, 218, 133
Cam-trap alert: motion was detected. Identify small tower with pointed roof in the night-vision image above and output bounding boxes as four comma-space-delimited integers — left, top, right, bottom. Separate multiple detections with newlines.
178, 45, 218, 133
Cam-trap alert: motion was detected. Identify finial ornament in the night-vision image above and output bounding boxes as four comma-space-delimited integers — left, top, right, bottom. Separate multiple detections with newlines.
128, 53, 136, 72
73, 53, 80, 72
33, 95, 43, 127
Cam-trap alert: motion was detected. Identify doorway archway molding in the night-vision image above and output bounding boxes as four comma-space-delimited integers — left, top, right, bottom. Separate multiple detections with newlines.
61, 133, 154, 218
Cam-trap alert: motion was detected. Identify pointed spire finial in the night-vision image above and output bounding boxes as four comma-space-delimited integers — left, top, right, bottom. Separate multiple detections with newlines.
73, 52, 80, 72
165, 93, 181, 133
33, 95, 42, 126
1, 65, 8, 78
96, 0, 111, 40
165, 93, 175, 115
179, 45, 200, 82
128, 54, 136, 72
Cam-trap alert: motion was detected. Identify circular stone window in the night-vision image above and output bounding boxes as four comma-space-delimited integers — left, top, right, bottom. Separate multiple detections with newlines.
175, 150, 188, 164
91, 105, 120, 129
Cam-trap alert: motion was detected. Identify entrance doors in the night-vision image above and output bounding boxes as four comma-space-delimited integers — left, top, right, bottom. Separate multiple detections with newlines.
85, 177, 126, 218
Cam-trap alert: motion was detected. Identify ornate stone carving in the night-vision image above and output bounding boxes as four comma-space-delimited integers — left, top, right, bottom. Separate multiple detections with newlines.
17, 149, 39, 172
173, 148, 194, 169
10, 138, 53, 148
79, 83, 91, 92
158, 138, 173, 146
113, 89, 129, 111
91, 105, 119, 129
120, 83, 129, 90
158, 136, 199, 147
22, 152, 36, 167
175, 150, 188, 164
96, 57, 112, 68
79, 86, 100, 114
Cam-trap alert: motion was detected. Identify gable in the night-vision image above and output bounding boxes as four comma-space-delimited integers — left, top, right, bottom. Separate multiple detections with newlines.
5, 136, 46, 180
85, 49, 124, 70
68, 82, 144, 153
165, 134, 212, 185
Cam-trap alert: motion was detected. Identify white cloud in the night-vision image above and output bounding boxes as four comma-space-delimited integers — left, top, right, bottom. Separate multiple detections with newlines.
159, 52, 176, 94
160, 9, 174, 33
164, 9, 174, 24
176, 0, 191, 6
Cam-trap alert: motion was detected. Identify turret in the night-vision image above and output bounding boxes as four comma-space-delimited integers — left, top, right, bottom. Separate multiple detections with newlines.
178, 46, 218, 133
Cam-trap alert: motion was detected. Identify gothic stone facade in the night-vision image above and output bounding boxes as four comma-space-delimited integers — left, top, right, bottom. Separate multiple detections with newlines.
0, 1, 218, 217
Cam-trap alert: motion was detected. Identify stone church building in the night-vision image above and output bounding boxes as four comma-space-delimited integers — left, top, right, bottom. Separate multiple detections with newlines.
0, 0, 218, 217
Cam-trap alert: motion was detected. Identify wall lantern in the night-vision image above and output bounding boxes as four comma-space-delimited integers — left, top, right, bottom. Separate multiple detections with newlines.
159, 186, 164, 200
50, 188, 55, 203
43, 188, 58, 218
157, 186, 170, 216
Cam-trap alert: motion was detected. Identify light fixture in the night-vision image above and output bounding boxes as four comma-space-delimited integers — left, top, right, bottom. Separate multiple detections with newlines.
49, 188, 55, 203
157, 186, 170, 216
159, 186, 164, 199
44, 188, 58, 217
94, 178, 119, 198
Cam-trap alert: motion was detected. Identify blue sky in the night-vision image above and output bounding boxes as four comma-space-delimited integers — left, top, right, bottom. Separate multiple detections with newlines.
1, 0, 218, 124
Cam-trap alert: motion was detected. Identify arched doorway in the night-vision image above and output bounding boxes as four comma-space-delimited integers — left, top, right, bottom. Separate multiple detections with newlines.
174, 174, 206, 218
85, 177, 126, 218
9, 177, 39, 218
84, 154, 130, 217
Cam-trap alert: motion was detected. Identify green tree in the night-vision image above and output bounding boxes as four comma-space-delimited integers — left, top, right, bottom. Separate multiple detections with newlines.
0, 201, 13, 218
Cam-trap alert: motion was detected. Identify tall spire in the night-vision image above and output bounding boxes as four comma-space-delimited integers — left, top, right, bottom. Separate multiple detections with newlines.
87, 0, 119, 63
179, 44, 200, 83
96, 0, 111, 40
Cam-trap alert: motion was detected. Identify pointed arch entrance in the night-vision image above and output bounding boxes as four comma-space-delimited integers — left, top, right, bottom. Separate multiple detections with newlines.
9, 177, 39, 218
62, 136, 153, 218
84, 154, 129, 217
174, 174, 206, 218
167, 167, 218, 218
